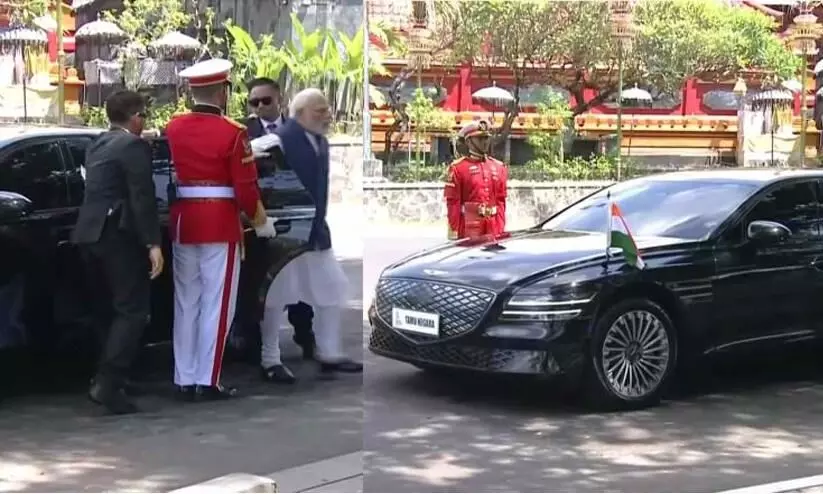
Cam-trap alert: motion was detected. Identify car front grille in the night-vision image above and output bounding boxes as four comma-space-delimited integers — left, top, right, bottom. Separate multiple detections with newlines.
374, 278, 495, 341
369, 326, 545, 374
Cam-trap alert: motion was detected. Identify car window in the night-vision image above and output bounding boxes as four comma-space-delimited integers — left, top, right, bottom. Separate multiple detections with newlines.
64, 137, 91, 172
744, 180, 821, 239
542, 178, 758, 241
0, 140, 68, 209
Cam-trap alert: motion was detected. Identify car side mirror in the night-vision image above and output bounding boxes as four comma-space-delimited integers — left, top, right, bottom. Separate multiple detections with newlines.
747, 220, 791, 244
0, 191, 32, 222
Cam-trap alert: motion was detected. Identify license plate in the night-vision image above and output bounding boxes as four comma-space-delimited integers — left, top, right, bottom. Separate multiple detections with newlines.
391, 307, 440, 336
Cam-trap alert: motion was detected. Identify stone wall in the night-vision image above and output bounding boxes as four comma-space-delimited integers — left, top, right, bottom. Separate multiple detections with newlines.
363, 180, 613, 228
329, 135, 363, 207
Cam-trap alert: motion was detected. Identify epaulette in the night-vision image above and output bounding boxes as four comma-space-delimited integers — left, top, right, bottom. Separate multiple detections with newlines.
222, 115, 247, 130
488, 156, 504, 165
448, 157, 464, 167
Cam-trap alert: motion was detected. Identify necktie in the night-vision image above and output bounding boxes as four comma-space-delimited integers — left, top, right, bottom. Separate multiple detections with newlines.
265, 123, 277, 134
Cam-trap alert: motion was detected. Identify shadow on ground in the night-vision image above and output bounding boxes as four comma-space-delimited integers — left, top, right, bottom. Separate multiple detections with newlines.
364, 342, 823, 493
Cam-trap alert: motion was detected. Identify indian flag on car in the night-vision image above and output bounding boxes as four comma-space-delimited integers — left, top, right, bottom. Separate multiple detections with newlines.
607, 202, 646, 270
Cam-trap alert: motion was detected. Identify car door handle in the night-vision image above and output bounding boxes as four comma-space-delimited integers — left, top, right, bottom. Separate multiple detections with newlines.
274, 219, 291, 234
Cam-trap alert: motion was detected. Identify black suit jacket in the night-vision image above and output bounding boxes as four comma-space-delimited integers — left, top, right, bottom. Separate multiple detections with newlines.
71, 128, 161, 247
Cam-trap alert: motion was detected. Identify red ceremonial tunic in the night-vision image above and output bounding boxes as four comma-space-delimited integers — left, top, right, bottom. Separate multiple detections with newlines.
165, 109, 261, 244
444, 155, 508, 239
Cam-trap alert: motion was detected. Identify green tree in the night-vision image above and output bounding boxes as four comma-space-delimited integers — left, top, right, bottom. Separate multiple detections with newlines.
7, 0, 48, 25
436, 0, 800, 117
406, 87, 452, 169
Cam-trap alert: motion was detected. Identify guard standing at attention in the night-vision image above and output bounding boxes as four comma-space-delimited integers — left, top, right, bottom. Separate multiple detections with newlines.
444, 120, 508, 239
166, 58, 277, 401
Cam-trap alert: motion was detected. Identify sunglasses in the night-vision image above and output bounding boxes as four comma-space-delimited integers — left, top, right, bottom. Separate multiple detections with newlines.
249, 96, 273, 107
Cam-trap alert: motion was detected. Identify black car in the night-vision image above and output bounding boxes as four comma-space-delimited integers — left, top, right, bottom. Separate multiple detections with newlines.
0, 125, 313, 360
368, 169, 823, 410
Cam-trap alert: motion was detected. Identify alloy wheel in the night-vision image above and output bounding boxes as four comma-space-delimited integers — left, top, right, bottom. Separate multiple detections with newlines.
600, 309, 671, 401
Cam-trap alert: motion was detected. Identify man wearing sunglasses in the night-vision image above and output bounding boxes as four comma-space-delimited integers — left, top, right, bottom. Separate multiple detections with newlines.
242, 77, 318, 376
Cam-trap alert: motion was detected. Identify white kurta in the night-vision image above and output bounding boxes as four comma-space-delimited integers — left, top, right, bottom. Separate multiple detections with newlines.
257, 129, 350, 366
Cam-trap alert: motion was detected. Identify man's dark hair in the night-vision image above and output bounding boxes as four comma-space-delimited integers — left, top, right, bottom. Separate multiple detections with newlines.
105, 90, 146, 124
246, 77, 280, 93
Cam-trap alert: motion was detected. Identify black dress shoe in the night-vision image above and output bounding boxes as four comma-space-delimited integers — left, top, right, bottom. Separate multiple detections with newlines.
176, 385, 196, 402
122, 379, 145, 397
194, 384, 238, 401
320, 360, 363, 374
261, 364, 297, 384
88, 380, 138, 415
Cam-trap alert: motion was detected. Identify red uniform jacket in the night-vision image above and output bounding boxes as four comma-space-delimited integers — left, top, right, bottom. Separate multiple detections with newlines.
444, 155, 508, 239
165, 106, 261, 244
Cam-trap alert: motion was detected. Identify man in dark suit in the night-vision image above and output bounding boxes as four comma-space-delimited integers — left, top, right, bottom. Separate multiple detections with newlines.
259, 88, 362, 378
72, 90, 163, 415
241, 77, 317, 362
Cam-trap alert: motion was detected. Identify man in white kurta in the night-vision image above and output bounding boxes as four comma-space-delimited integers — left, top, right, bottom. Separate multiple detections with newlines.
257, 89, 363, 378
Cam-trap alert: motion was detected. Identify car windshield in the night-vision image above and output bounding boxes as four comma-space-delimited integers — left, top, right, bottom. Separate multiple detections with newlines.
541, 178, 759, 240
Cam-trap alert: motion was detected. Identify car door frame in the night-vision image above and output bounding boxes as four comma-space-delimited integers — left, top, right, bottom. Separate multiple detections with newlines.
709, 176, 823, 353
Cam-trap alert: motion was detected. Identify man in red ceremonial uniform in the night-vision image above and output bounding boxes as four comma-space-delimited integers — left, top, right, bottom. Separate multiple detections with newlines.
166, 58, 277, 401
444, 120, 508, 240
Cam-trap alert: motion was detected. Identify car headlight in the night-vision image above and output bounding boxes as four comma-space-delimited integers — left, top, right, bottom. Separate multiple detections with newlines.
499, 285, 594, 322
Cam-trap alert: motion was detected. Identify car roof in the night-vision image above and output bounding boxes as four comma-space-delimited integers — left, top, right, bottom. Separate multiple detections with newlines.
638, 168, 823, 186
0, 125, 104, 145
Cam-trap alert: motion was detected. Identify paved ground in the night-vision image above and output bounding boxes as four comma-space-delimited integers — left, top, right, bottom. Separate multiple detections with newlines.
0, 261, 363, 493
362, 232, 823, 493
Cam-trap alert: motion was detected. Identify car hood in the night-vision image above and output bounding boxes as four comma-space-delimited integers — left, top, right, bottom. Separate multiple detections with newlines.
382, 229, 684, 291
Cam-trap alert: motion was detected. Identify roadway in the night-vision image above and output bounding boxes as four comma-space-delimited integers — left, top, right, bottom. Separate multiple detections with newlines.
0, 261, 363, 493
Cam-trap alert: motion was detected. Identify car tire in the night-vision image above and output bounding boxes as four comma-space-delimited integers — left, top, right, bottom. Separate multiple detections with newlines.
583, 298, 678, 411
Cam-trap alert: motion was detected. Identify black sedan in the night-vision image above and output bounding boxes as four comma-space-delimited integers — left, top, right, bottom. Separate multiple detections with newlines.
0, 126, 313, 362
368, 169, 823, 410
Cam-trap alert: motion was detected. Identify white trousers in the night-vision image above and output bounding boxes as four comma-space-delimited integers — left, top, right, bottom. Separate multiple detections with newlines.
172, 241, 240, 386
260, 249, 348, 368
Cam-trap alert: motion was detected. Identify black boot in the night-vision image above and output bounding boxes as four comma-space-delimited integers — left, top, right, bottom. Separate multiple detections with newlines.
88, 375, 138, 415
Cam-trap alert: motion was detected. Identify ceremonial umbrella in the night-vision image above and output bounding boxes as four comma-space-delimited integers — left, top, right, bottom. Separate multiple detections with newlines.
751, 89, 794, 166
620, 84, 653, 156
149, 31, 201, 60
471, 82, 514, 129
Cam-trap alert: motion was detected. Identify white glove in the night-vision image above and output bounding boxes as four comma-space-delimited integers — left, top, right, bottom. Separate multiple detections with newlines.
250, 134, 282, 158
254, 216, 278, 238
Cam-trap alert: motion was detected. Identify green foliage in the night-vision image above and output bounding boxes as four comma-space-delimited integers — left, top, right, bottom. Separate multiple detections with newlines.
102, 0, 191, 49
438, 0, 800, 110
145, 99, 189, 130
81, 106, 108, 128
407, 88, 452, 133
81, 99, 190, 130
387, 155, 627, 183
223, 18, 394, 129
9, 0, 49, 25
526, 91, 574, 164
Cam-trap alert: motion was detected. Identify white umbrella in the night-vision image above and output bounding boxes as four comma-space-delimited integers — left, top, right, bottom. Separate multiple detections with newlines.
472, 82, 515, 105
32, 15, 57, 32
75, 19, 127, 39
150, 31, 201, 50
782, 78, 803, 93
620, 84, 653, 103
751, 89, 794, 101
0, 27, 48, 44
